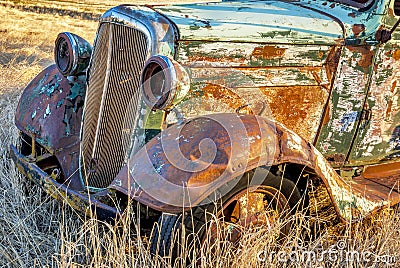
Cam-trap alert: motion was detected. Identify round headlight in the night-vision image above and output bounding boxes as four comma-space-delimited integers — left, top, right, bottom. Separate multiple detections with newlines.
54, 32, 92, 77
140, 55, 190, 110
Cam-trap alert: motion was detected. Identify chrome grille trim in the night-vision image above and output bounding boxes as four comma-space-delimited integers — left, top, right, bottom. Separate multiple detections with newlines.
92, 24, 113, 160
81, 22, 150, 189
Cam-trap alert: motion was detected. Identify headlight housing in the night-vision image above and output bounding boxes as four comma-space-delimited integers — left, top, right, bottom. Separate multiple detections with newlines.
140, 55, 190, 110
54, 32, 92, 76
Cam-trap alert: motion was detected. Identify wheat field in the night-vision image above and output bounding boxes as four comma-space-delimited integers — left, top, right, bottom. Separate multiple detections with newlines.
1, 2, 400, 267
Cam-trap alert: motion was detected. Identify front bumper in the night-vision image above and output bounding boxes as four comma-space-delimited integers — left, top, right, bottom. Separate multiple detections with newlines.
10, 145, 119, 220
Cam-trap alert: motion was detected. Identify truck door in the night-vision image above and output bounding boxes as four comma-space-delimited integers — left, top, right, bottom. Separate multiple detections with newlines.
315, 44, 376, 166
348, 7, 400, 168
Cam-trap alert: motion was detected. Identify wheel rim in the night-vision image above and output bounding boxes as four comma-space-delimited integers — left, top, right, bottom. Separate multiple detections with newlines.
205, 185, 291, 244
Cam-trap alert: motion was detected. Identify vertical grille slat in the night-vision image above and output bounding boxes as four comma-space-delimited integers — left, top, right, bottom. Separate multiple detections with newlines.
82, 23, 149, 188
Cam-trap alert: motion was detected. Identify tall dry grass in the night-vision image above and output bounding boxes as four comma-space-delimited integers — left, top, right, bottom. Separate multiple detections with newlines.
1, 3, 400, 267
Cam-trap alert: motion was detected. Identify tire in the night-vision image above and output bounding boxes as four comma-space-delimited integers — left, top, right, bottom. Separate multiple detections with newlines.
150, 213, 181, 257
150, 169, 307, 259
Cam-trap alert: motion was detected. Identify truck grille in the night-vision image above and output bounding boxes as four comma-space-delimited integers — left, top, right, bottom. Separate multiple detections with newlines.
81, 22, 149, 189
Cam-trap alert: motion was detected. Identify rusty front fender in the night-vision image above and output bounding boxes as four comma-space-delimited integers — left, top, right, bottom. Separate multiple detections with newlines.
109, 113, 393, 222
15, 64, 85, 189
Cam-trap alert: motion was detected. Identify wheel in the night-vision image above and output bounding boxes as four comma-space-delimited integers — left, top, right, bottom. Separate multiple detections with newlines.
150, 213, 182, 257
150, 170, 307, 259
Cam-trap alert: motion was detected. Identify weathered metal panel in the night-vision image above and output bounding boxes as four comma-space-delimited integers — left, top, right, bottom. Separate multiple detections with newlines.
14, 64, 85, 189
178, 42, 333, 67
297, 0, 388, 44
153, 1, 343, 44
172, 41, 337, 142
168, 84, 328, 142
315, 46, 374, 165
15, 65, 85, 150
347, 4, 400, 165
348, 45, 400, 164
259, 85, 329, 142
361, 161, 400, 190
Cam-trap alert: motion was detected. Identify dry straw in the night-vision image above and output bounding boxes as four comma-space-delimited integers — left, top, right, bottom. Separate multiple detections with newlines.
0, 3, 400, 267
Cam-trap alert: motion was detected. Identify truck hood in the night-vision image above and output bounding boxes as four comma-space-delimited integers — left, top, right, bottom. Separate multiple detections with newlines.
153, 0, 343, 45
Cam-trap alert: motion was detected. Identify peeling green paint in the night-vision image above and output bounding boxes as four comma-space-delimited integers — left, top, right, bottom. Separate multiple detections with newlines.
35, 75, 62, 97
36, 135, 50, 147
68, 82, 86, 103
63, 113, 71, 136
26, 124, 40, 136
44, 104, 51, 118
56, 99, 64, 108
316, 46, 371, 164
154, 1, 344, 44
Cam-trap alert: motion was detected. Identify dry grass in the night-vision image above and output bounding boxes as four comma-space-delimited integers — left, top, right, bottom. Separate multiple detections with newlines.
1, 2, 400, 267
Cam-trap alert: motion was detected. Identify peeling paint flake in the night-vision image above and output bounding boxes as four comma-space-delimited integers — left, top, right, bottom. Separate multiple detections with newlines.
44, 104, 51, 118
155, 1, 343, 44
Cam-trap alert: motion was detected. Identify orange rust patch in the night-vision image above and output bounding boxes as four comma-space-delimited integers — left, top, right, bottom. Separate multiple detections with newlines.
348, 46, 374, 72
252, 45, 286, 60
325, 46, 341, 83
388, 8, 395, 17
259, 85, 328, 141
391, 80, 397, 94
352, 24, 365, 37
393, 50, 400, 60
188, 55, 223, 62
386, 99, 393, 119
363, 161, 400, 179
187, 55, 246, 64
201, 84, 251, 112
385, 80, 397, 118
322, 101, 331, 126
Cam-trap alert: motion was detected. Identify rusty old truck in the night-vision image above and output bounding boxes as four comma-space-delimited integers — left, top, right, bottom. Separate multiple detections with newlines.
9, 0, 400, 255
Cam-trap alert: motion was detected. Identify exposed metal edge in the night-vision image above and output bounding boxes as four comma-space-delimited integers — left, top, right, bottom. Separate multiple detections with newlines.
99, 6, 155, 54
10, 145, 119, 221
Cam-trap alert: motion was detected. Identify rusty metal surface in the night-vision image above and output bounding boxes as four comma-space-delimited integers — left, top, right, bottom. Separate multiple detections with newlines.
347, 26, 400, 164
360, 161, 400, 190
15, 65, 84, 150
153, 1, 344, 44
10, 145, 118, 220
207, 185, 288, 244
177, 42, 333, 67
109, 113, 399, 222
315, 45, 373, 166
15, 64, 85, 189
169, 41, 338, 143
